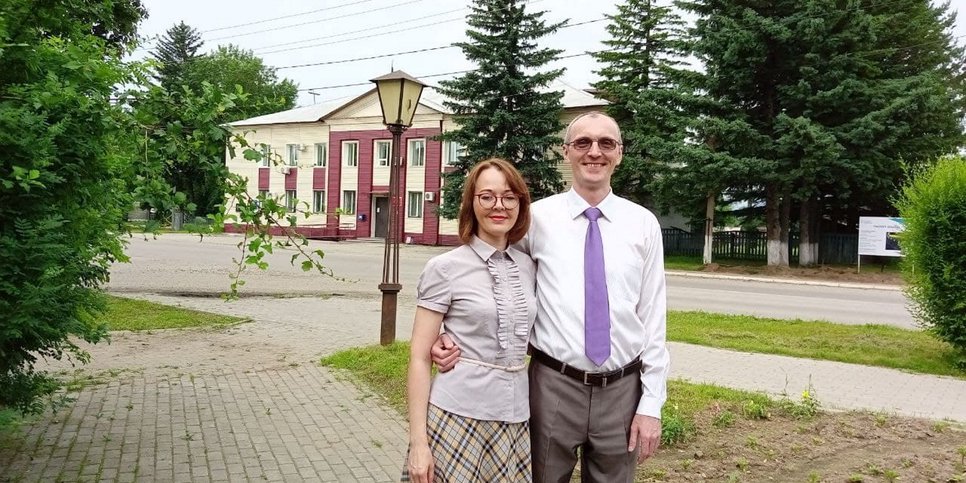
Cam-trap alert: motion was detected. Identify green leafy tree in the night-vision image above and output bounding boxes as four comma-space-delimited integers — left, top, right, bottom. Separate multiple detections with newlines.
591, 0, 694, 206
0, 0, 144, 414
681, 0, 966, 266
191, 44, 297, 121
151, 21, 203, 91
896, 156, 966, 365
148, 27, 299, 216
437, 0, 566, 218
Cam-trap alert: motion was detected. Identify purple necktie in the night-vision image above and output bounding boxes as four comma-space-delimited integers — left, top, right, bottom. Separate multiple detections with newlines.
584, 207, 610, 366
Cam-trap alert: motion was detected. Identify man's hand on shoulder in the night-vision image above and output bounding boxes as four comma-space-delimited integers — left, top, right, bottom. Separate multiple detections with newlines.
628, 414, 661, 463
430, 333, 460, 372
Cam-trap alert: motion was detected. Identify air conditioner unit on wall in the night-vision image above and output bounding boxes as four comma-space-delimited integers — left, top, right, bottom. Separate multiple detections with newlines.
298, 143, 308, 151
280, 165, 291, 175
423, 192, 436, 202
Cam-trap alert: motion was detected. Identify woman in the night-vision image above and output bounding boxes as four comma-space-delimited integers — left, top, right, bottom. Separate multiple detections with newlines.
403, 158, 535, 483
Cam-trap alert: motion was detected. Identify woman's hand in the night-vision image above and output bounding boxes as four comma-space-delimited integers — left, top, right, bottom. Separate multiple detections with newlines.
408, 443, 435, 483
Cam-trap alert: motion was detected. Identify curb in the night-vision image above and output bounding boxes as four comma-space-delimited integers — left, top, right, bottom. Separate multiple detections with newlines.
666, 270, 904, 291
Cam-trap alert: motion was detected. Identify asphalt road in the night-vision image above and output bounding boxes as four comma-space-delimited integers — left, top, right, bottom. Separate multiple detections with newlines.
108, 233, 916, 329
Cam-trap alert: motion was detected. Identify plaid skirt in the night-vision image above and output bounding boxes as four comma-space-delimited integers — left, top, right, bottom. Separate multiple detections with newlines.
401, 404, 531, 482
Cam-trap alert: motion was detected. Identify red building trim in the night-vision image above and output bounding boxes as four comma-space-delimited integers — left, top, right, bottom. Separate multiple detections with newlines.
284, 168, 297, 191
258, 167, 270, 191
312, 167, 326, 190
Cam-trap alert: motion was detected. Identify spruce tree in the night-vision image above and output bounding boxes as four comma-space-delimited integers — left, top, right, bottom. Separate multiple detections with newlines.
591, 0, 694, 207
681, 0, 966, 266
437, 0, 566, 219
152, 21, 203, 92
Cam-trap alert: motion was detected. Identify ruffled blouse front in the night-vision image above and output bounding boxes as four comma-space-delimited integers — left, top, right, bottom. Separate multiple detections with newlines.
486, 249, 532, 366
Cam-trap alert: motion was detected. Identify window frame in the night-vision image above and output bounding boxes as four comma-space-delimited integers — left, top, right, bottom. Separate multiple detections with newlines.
314, 143, 327, 167
285, 189, 297, 213
342, 190, 357, 215
407, 191, 423, 218
374, 140, 392, 167
408, 138, 426, 167
342, 141, 359, 167
286, 144, 299, 166
443, 140, 462, 166
261, 145, 272, 167
312, 190, 325, 213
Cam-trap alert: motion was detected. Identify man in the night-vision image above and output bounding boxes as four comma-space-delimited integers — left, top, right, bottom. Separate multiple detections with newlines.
433, 111, 670, 482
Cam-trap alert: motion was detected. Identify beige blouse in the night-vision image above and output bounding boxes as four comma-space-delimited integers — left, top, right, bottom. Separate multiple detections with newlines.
418, 236, 536, 423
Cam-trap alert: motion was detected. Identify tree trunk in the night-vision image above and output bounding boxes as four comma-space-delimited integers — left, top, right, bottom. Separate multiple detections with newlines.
703, 193, 714, 265
799, 197, 819, 266
779, 187, 791, 267
766, 184, 783, 266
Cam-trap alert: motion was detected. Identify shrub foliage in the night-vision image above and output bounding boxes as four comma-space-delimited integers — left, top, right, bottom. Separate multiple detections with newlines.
896, 156, 966, 358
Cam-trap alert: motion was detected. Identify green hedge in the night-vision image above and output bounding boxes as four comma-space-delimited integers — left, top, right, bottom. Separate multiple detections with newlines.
896, 156, 966, 362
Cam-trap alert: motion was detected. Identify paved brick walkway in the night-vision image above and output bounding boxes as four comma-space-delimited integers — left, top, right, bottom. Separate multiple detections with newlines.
0, 365, 407, 482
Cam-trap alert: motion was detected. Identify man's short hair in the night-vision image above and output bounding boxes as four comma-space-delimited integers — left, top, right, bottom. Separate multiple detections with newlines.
563, 111, 622, 144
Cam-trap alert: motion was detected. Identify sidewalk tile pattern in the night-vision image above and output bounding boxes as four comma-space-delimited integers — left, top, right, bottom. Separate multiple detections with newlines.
0, 365, 407, 482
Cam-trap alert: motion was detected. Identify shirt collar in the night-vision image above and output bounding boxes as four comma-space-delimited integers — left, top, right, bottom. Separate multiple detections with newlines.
565, 187, 616, 221
470, 235, 523, 263
469, 236, 500, 262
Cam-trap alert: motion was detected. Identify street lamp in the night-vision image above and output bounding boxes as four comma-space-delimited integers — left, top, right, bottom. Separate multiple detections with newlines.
371, 70, 426, 345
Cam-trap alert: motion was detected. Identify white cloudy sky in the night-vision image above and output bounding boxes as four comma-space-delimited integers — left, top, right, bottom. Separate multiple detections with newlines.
133, 0, 966, 108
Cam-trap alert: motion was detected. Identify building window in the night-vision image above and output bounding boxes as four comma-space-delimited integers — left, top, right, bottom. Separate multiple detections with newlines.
342, 141, 359, 167
408, 139, 425, 167
342, 190, 356, 215
443, 141, 463, 166
315, 143, 327, 167
375, 140, 391, 167
261, 145, 272, 167
285, 190, 297, 212
286, 144, 299, 166
408, 191, 423, 218
313, 190, 325, 213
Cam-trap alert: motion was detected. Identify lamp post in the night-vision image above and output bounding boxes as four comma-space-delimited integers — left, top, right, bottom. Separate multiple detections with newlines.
371, 70, 426, 345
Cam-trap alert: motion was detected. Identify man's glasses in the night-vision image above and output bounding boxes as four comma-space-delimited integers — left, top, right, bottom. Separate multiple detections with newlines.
566, 137, 621, 152
475, 193, 520, 209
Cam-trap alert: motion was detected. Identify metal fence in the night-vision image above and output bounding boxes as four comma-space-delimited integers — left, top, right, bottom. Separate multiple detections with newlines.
662, 229, 859, 265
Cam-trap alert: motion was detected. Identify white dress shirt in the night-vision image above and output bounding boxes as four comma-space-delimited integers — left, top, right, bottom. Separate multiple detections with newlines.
521, 188, 670, 418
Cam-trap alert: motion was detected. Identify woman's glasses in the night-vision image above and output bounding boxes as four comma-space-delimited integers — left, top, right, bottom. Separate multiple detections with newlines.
566, 137, 621, 152
475, 193, 520, 209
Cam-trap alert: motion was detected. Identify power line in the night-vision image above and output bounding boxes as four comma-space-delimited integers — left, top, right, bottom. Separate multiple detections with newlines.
252, 7, 467, 53
274, 18, 608, 71
202, 0, 378, 34
246, 0, 545, 54
135, 0, 385, 51
258, 15, 466, 56
277, 45, 455, 70
205, 0, 427, 43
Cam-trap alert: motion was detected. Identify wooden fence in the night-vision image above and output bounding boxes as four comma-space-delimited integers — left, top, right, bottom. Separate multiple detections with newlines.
661, 229, 859, 265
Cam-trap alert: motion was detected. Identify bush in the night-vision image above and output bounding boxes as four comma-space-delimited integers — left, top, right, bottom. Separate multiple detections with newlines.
0, 1, 139, 416
896, 156, 966, 360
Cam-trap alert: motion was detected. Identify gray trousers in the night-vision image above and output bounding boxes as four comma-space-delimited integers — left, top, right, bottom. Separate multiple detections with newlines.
528, 360, 642, 483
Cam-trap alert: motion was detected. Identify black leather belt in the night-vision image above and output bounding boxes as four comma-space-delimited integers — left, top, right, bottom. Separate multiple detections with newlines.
530, 347, 642, 387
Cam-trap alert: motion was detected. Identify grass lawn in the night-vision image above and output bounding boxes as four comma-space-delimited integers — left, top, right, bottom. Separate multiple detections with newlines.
664, 256, 767, 271
669, 310, 965, 378
102, 295, 245, 331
